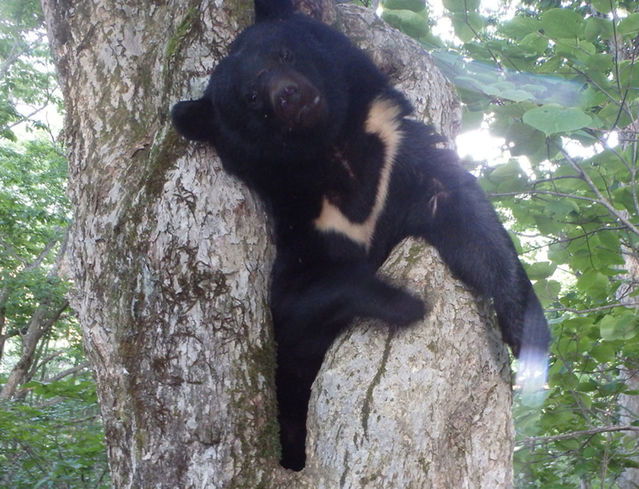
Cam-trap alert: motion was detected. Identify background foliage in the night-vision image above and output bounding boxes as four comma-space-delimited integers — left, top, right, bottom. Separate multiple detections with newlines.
1, 0, 637, 487
0, 0, 109, 487
380, 0, 639, 487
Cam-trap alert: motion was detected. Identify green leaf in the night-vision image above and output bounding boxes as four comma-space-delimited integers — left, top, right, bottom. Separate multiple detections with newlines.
618, 12, 639, 38
576, 379, 598, 392
504, 122, 546, 160
547, 198, 580, 216
519, 32, 548, 55
585, 53, 613, 73
598, 100, 633, 128
500, 16, 541, 40
523, 105, 592, 135
533, 279, 562, 307
599, 380, 623, 395
619, 60, 639, 89
554, 39, 596, 64
461, 109, 483, 131
383, 0, 426, 12
613, 186, 637, 213
451, 11, 483, 42
526, 261, 557, 280
442, 0, 480, 13
534, 214, 564, 235
541, 8, 583, 39
548, 242, 570, 265
500, 88, 535, 102
576, 271, 609, 300
486, 160, 528, 192
591, 0, 614, 14
600, 312, 637, 341
598, 229, 621, 250
584, 17, 614, 41
381, 9, 428, 39
590, 342, 617, 362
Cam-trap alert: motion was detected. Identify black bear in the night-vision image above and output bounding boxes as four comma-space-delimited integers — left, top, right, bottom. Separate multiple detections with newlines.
172, 0, 550, 471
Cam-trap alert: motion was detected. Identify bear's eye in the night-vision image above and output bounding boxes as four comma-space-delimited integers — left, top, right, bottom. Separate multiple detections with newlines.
246, 89, 259, 107
279, 48, 294, 64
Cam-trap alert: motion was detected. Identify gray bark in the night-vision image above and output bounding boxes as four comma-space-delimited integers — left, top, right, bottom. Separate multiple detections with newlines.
42, 1, 513, 487
306, 239, 513, 488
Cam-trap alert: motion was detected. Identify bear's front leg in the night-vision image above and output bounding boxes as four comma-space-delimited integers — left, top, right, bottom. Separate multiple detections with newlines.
270, 260, 425, 470
407, 156, 549, 393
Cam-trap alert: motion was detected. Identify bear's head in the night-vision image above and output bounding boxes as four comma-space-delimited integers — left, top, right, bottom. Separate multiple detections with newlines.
171, 1, 357, 169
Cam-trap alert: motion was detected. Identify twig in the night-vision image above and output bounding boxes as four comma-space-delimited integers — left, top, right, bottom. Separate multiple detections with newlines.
556, 145, 639, 236
518, 425, 639, 447
547, 303, 639, 314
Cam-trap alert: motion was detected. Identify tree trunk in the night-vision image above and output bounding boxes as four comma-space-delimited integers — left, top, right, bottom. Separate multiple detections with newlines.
42, 1, 513, 487
0, 300, 68, 400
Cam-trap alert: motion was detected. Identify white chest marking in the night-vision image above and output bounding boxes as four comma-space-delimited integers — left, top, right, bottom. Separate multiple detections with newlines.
314, 97, 403, 251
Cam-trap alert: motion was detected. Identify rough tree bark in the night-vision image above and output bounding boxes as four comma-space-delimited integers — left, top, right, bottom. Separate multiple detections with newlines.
42, 1, 513, 487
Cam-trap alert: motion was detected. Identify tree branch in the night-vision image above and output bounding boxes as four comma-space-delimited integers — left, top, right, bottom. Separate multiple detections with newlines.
547, 303, 639, 314
556, 145, 639, 237
0, 231, 63, 272
44, 361, 90, 383
489, 189, 602, 204
518, 425, 639, 448
0, 35, 36, 80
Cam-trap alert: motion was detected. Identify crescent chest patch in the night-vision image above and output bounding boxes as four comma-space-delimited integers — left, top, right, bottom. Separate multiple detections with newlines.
314, 97, 404, 251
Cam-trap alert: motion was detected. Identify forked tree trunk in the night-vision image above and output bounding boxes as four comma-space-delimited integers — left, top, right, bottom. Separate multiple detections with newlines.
42, 1, 514, 487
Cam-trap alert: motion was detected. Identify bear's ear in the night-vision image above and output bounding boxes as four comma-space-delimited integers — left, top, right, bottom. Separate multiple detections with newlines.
171, 99, 215, 142
254, 0, 294, 22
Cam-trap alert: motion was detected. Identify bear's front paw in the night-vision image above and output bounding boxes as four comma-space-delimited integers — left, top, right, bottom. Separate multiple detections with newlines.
384, 289, 427, 326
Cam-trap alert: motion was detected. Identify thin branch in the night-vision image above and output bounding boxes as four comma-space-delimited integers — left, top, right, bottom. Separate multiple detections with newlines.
39, 300, 69, 334
547, 303, 639, 314
32, 350, 66, 373
16, 362, 91, 399
52, 413, 101, 427
0, 232, 63, 272
6, 103, 50, 131
0, 235, 29, 266
0, 35, 37, 80
532, 174, 584, 186
523, 225, 627, 253
556, 145, 639, 236
518, 425, 639, 447
588, 125, 639, 219
0, 330, 20, 343
569, 64, 633, 122
489, 189, 602, 204
45, 362, 90, 383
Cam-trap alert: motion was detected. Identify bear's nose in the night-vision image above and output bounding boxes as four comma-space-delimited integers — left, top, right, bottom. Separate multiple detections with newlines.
274, 83, 300, 109
266, 70, 325, 129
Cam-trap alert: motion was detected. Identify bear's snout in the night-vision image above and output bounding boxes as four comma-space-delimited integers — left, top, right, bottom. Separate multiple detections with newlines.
267, 70, 326, 129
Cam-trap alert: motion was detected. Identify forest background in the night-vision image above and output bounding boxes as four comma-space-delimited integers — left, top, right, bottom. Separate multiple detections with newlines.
0, 0, 637, 487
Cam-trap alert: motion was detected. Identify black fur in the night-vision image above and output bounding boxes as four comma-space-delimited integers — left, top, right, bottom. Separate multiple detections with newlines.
172, 0, 550, 471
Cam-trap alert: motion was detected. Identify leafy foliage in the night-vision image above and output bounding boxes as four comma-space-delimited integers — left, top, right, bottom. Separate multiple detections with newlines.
0, 0, 110, 486
0, 138, 69, 332
381, 0, 639, 486
0, 376, 109, 489
0, 0, 60, 140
